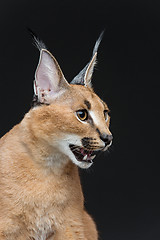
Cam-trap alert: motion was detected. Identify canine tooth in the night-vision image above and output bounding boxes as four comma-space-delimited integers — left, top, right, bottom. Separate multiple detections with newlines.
83, 155, 87, 160
90, 155, 96, 160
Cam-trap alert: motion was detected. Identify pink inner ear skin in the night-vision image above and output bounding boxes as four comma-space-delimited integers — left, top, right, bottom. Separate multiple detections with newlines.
34, 49, 70, 104
35, 51, 62, 93
36, 75, 48, 90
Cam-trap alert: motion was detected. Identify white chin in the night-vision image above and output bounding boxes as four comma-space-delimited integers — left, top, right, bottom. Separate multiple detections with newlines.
72, 158, 93, 169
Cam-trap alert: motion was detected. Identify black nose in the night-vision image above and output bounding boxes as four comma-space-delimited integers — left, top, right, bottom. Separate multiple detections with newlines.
100, 133, 113, 145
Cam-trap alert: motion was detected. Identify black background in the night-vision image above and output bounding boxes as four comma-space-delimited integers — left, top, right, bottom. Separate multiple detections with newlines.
0, 0, 160, 239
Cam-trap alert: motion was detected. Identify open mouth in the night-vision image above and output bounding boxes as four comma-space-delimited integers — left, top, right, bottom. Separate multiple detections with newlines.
69, 144, 97, 163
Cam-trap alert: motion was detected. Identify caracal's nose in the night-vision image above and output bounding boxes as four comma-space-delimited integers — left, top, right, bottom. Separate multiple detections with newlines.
100, 133, 113, 146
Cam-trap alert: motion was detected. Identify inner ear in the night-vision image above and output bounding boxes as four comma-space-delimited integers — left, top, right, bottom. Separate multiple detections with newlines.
34, 49, 70, 104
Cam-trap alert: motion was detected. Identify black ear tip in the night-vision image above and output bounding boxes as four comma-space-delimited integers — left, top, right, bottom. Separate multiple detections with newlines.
27, 27, 47, 52
27, 27, 38, 40
99, 29, 105, 39
92, 30, 105, 56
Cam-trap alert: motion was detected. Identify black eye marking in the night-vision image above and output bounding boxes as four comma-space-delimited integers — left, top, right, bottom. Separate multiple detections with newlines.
84, 100, 91, 110
96, 128, 101, 136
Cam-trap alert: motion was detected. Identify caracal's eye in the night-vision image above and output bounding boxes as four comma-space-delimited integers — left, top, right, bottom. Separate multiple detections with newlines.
76, 109, 88, 121
104, 110, 109, 122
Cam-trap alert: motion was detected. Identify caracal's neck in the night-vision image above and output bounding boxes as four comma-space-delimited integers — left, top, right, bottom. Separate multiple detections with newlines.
19, 116, 78, 177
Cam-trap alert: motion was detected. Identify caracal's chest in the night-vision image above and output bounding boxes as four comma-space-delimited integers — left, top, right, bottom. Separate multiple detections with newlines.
26, 203, 83, 240
25, 199, 64, 240
23, 171, 83, 240
29, 213, 55, 240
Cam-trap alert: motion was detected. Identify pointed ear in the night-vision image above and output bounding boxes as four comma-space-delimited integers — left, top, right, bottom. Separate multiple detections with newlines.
84, 52, 97, 88
34, 49, 70, 104
70, 31, 104, 87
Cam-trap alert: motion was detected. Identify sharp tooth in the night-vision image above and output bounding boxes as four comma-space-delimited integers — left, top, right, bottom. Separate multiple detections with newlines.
90, 155, 96, 160
83, 155, 87, 160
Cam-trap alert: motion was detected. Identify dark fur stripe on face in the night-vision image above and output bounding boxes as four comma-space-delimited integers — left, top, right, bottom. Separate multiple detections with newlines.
81, 137, 96, 149
84, 100, 91, 110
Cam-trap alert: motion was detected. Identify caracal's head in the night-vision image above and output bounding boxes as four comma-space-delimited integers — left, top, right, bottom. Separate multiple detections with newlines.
28, 31, 113, 169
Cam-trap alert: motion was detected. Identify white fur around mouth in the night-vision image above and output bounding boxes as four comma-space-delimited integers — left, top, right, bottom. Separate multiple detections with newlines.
103, 140, 112, 151
69, 144, 96, 164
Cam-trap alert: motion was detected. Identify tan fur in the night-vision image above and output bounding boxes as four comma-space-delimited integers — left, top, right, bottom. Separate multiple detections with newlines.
0, 50, 112, 239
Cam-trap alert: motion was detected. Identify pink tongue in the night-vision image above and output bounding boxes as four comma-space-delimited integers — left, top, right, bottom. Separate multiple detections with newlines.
80, 148, 92, 157
80, 148, 85, 155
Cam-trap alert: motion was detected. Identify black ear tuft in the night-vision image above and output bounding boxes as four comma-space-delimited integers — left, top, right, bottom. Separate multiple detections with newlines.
92, 30, 104, 57
28, 28, 49, 107
27, 27, 47, 51
70, 30, 105, 86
